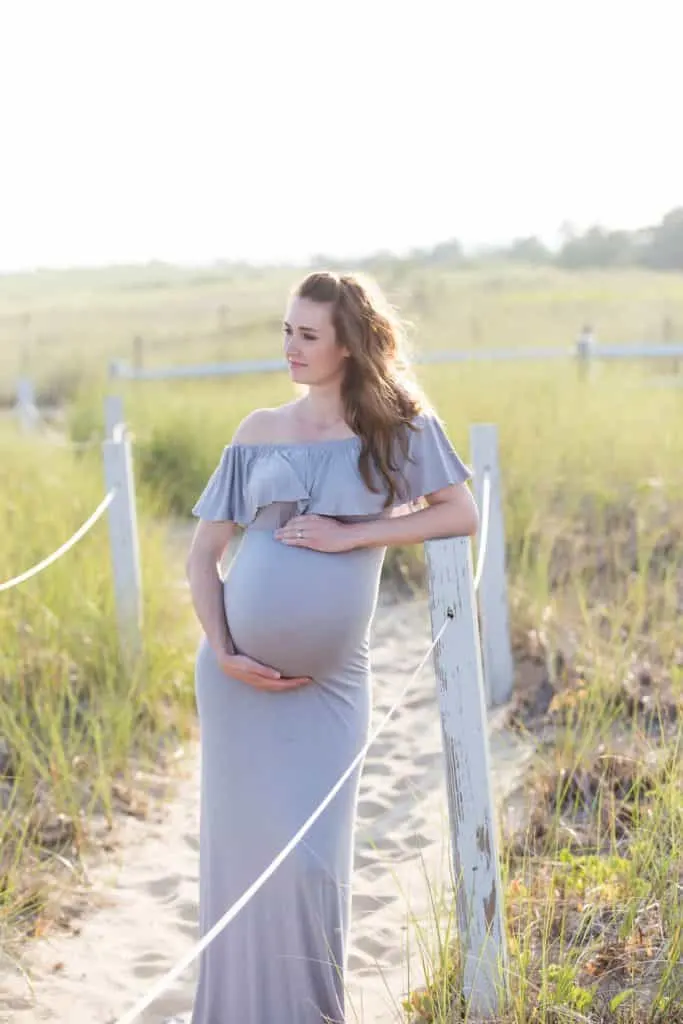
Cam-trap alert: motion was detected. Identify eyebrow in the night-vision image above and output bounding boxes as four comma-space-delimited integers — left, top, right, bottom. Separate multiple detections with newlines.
283, 320, 319, 333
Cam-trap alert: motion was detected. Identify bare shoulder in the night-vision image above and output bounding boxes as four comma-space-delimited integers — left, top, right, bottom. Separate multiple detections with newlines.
231, 403, 298, 446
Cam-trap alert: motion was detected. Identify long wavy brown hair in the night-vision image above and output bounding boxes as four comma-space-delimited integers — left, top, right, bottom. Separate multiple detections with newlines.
295, 271, 426, 507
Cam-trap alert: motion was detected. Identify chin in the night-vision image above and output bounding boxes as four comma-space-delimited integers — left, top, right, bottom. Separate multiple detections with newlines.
288, 365, 313, 385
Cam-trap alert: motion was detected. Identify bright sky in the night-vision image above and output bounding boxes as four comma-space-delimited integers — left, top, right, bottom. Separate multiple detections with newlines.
1, 0, 681, 272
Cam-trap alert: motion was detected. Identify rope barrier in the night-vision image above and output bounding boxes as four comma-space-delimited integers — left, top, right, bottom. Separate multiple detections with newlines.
113, 470, 493, 1024
0, 490, 116, 592
473, 470, 491, 592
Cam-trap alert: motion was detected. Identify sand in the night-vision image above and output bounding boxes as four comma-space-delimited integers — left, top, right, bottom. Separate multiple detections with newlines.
0, 596, 535, 1024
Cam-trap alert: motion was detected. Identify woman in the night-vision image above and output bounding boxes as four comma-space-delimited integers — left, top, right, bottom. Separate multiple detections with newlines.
185, 271, 478, 1023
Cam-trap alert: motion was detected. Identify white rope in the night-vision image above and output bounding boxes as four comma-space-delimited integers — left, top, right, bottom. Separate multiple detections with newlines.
473, 470, 491, 592
0, 490, 116, 593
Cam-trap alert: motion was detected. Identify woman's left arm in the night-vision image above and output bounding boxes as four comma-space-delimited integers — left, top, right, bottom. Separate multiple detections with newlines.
276, 483, 479, 552
353, 482, 479, 546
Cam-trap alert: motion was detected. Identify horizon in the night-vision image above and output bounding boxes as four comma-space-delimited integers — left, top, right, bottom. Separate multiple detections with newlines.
2, 0, 681, 275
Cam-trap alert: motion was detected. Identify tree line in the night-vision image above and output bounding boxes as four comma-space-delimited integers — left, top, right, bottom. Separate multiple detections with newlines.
407, 207, 683, 271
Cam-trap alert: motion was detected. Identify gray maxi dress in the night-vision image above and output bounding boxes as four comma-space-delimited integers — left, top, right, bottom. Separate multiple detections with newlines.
189, 412, 471, 1024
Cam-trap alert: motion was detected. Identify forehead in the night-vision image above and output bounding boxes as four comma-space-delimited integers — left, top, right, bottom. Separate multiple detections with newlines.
284, 295, 334, 331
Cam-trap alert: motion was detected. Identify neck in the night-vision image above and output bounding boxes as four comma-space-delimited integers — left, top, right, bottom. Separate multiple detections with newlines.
301, 381, 346, 428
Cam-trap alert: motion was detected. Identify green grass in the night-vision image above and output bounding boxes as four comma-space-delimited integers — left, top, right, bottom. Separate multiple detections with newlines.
0, 423, 195, 946
0, 262, 681, 1019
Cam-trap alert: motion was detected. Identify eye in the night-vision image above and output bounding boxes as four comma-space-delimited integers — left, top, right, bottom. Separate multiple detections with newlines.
282, 324, 292, 336
302, 332, 317, 341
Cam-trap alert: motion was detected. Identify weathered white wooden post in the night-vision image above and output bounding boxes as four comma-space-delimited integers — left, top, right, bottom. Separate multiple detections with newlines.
16, 377, 39, 432
103, 424, 142, 660
424, 535, 508, 1017
104, 393, 125, 440
133, 335, 144, 371
470, 424, 514, 708
576, 324, 596, 382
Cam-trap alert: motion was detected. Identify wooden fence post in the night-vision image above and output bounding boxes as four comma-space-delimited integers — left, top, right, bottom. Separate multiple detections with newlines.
133, 335, 144, 371
424, 536, 508, 1017
470, 424, 514, 708
576, 324, 596, 381
103, 426, 142, 660
16, 377, 39, 432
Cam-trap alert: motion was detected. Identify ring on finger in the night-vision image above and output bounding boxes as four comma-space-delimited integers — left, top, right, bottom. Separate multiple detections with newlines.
297, 528, 304, 539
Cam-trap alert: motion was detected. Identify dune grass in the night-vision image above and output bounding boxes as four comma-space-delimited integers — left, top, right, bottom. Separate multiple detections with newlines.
0, 263, 681, 1019
0, 423, 195, 949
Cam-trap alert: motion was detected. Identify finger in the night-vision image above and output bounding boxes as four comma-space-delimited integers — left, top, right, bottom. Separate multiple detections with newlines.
278, 531, 308, 545
249, 661, 281, 679
274, 525, 300, 539
276, 677, 313, 688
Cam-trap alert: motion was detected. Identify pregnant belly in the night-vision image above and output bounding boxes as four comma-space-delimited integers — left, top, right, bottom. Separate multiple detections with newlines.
223, 529, 383, 679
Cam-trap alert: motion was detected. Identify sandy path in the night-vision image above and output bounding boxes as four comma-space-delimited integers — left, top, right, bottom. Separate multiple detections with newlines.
1, 596, 534, 1024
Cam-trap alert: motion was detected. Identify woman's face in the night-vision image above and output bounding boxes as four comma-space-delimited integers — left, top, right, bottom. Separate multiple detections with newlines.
282, 296, 349, 387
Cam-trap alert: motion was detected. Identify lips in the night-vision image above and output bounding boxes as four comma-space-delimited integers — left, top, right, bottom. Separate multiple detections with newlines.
288, 360, 308, 368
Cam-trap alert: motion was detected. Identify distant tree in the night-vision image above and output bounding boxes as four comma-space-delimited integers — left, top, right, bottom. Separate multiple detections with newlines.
507, 236, 552, 264
308, 253, 346, 270
557, 226, 635, 268
642, 207, 683, 270
427, 238, 465, 265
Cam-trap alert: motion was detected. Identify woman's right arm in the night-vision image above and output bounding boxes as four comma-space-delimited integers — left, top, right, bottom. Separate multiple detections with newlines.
186, 485, 313, 691
185, 520, 235, 659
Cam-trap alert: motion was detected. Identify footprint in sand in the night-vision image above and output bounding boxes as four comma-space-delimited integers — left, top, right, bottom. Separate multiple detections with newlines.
353, 931, 402, 967
357, 797, 392, 819
361, 759, 392, 777
401, 832, 433, 852
145, 874, 183, 903
351, 891, 396, 916
133, 952, 171, 979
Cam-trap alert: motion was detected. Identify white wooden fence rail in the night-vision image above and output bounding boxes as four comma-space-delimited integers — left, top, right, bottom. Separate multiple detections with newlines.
106, 336, 683, 383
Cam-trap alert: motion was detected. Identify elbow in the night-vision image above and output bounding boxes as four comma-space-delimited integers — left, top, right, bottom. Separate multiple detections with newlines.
430, 487, 479, 539
463, 503, 479, 538
454, 501, 479, 538
450, 488, 479, 538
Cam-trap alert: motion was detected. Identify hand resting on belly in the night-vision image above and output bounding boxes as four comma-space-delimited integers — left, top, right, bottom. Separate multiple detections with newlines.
216, 649, 313, 692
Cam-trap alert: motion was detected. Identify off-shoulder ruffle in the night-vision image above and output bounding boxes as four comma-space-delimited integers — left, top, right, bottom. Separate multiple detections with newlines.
191, 412, 472, 526
398, 412, 472, 503
191, 445, 309, 525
